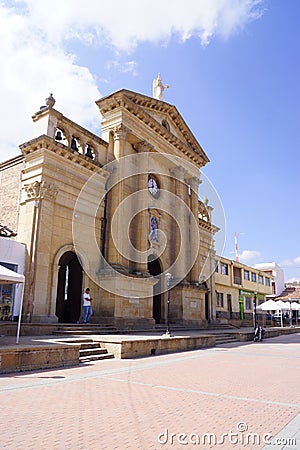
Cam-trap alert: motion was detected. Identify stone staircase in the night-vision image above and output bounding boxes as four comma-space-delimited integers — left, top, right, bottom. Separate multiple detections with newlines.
63, 338, 114, 363
207, 323, 237, 330
52, 324, 117, 336
214, 332, 240, 346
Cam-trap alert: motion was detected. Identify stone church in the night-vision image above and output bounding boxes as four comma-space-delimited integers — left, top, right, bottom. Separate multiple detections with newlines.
0, 82, 218, 328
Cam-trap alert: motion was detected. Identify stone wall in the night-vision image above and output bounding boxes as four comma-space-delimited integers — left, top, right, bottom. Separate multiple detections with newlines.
0, 156, 23, 233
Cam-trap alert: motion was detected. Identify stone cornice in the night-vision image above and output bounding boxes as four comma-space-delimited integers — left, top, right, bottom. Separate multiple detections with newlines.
19, 135, 103, 172
199, 218, 220, 235
0, 154, 24, 170
96, 90, 209, 168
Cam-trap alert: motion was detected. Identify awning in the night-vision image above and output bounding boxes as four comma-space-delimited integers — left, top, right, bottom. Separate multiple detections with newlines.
0, 264, 25, 344
0, 264, 25, 284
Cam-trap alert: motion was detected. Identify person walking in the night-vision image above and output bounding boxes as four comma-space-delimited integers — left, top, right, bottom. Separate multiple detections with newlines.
82, 288, 93, 323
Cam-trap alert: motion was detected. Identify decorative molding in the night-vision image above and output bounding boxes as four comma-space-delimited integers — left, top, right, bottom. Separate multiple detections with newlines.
97, 90, 209, 168
24, 180, 59, 202
186, 175, 200, 189
135, 140, 154, 153
20, 135, 103, 172
169, 165, 186, 181
112, 124, 130, 141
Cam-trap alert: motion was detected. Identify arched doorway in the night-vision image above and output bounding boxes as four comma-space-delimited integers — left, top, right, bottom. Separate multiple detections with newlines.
55, 251, 83, 323
148, 255, 162, 324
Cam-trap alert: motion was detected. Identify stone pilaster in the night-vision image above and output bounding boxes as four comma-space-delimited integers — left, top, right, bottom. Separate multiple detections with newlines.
170, 166, 189, 282
187, 175, 201, 283
112, 124, 128, 160
19, 181, 59, 321
106, 125, 129, 271
134, 142, 151, 274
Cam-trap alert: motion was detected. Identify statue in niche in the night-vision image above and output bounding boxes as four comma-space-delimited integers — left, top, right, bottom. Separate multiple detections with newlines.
149, 216, 158, 242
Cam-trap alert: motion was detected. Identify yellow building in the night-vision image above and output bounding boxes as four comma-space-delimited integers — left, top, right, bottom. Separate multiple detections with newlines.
214, 256, 273, 323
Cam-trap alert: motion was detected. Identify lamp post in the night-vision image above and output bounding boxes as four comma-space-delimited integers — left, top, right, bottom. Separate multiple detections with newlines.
163, 273, 173, 337
288, 299, 293, 327
253, 291, 257, 329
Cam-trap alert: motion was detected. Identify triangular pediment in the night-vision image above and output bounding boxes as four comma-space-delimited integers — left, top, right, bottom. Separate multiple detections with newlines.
96, 89, 209, 168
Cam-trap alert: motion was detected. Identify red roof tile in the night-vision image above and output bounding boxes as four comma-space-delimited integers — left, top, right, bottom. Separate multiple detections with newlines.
276, 287, 300, 300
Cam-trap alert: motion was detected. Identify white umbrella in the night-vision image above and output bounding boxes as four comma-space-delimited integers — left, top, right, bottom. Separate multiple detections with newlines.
276, 300, 290, 310
256, 299, 283, 327
256, 299, 281, 311
290, 302, 300, 325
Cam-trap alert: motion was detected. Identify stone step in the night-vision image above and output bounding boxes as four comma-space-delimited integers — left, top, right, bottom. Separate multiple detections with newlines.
79, 353, 115, 363
215, 334, 239, 345
57, 337, 115, 363
80, 347, 109, 358
208, 323, 235, 330
52, 327, 117, 336
79, 342, 103, 350
56, 325, 117, 331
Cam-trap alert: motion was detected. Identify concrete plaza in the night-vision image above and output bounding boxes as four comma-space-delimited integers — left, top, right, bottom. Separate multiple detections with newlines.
0, 332, 299, 450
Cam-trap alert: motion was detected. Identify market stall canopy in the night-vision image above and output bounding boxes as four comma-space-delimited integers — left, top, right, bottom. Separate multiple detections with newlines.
0, 264, 25, 284
291, 302, 300, 310
276, 300, 291, 310
256, 299, 281, 311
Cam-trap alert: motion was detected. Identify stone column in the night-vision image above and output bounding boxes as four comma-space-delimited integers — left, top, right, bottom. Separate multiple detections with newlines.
187, 175, 201, 283
19, 181, 59, 321
113, 124, 127, 160
106, 125, 128, 271
170, 166, 189, 283
134, 142, 152, 275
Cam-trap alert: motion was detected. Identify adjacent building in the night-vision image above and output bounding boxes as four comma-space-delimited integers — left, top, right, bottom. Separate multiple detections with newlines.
254, 262, 285, 296
214, 256, 273, 322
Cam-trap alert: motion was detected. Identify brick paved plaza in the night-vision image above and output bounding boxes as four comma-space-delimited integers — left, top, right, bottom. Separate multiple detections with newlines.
0, 333, 299, 450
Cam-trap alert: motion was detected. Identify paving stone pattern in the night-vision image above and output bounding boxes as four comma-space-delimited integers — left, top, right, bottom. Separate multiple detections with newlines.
0, 333, 299, 450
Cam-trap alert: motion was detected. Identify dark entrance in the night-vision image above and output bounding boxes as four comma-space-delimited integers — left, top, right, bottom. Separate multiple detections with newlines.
56, 251, 83, 323
227, 294, 233, 320
205, 292, 209, 321
148, 255, 162, 324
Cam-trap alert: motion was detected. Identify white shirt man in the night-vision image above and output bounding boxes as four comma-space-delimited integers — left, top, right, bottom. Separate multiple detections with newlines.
82, 288, 93, 323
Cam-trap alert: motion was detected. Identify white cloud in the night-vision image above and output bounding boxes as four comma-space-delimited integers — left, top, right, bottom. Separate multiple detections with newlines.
0, 3, 101, 162
19, 0, 265, 51
0, 0, 265, 161
286, 277, 300, 284
280, 259, 294, 267
239, 250, 261, 261
105, 61, 138, 76
280, 257, 300, 267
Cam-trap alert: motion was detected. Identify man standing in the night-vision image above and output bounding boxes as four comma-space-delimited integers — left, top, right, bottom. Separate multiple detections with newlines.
82, 288, 93, 323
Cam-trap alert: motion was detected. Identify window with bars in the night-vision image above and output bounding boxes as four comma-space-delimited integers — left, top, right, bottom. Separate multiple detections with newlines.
245, 296, 252, 310
216, 292, 224, 307
233, 267, 242, 284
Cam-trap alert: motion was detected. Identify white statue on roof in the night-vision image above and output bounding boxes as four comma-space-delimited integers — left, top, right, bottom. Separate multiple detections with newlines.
152, 73, 169, 101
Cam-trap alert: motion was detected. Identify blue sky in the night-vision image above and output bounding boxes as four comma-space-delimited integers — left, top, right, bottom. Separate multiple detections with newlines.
0, 0, 299, 281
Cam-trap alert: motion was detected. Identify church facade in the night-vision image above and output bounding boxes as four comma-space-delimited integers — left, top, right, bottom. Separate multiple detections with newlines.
0, 88, 219, 328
